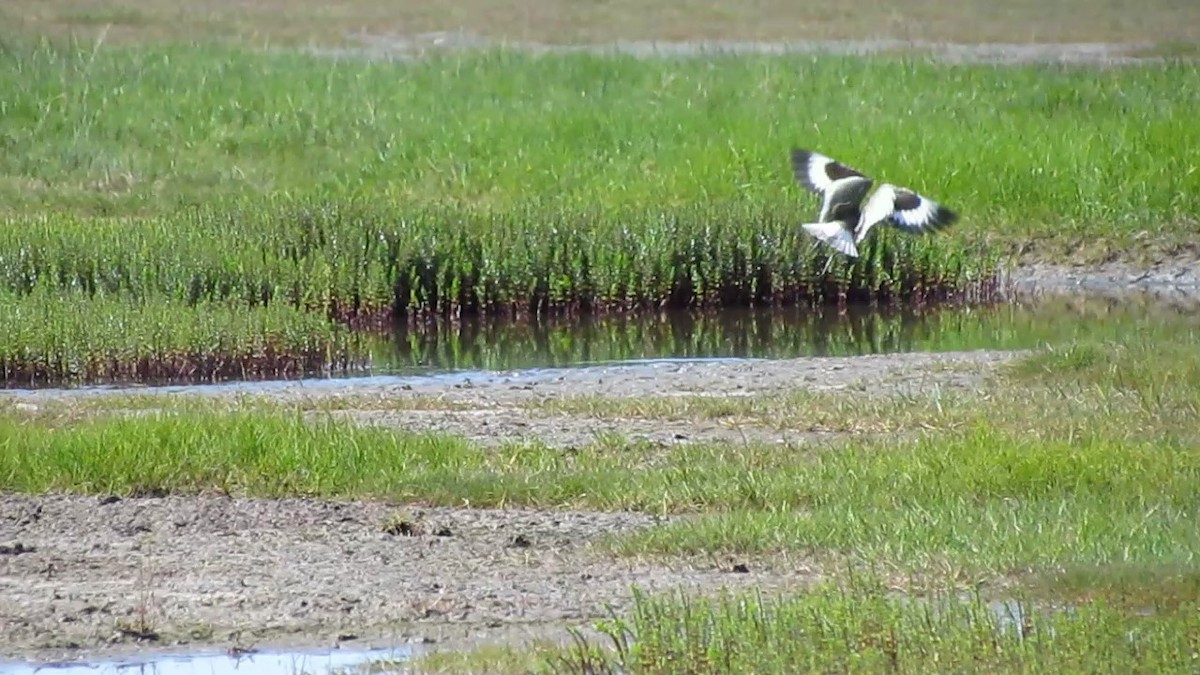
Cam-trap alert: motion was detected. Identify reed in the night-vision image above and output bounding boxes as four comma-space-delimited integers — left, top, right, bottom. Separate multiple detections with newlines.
0, 200, 1002, 322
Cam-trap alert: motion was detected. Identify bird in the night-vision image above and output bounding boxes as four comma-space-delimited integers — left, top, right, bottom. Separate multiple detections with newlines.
789, 148, 959, 272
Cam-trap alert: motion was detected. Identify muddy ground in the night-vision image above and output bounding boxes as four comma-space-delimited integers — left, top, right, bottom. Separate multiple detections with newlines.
1, 263, 1197, 666
0, 348, 1019, 665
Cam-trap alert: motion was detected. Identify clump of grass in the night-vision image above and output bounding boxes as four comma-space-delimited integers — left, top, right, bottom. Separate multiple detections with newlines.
615, 424, 1200, 573
0, 290, 366, 388
543, 584, 1200, 674
0, 200, 1002, 321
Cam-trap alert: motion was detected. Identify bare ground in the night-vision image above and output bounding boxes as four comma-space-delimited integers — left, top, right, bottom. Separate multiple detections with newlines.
0, 495, 815, 663
0, 349, 1019, 663
5, 0, 1199, 49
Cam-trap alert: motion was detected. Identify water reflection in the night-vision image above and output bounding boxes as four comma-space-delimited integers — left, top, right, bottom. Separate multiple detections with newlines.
0, 645, 409, 675
363, 292, 1199, 376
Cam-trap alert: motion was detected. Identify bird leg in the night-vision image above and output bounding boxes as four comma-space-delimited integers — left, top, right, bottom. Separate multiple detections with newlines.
820, 255, 835, 276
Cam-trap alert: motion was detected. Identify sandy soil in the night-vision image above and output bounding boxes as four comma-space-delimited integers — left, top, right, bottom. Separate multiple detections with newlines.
0, 349, 1020, 664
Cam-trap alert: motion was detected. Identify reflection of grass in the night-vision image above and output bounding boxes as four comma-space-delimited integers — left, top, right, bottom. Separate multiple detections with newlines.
1028, 563, 1200, 614
0, 290, 366, 388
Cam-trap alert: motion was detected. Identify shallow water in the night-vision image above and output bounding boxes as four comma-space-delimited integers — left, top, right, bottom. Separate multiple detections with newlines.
4, 291, 1197, 395
357, 291, 1199, 374
0, 645, 410, 675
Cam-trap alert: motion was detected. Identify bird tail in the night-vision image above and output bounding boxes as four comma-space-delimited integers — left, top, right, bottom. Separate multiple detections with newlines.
799, 222, 859, 257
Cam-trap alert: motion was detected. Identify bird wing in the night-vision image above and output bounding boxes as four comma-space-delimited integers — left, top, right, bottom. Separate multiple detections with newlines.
791, 148, 871, 195
856, 183, 958, 244
800, 221, 859, 257
790, 149, 873, 222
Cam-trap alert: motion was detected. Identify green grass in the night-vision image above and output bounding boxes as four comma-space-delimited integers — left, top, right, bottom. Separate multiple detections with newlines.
1, 405, 1195, 577
0, 289, 366, 387
3, 43, 1197, 236
548, 584, 1200, 674
0, 199, 997, 323
3, 311, 1198, 669
402, 580, 1200, 674
0, 42, 1196, 322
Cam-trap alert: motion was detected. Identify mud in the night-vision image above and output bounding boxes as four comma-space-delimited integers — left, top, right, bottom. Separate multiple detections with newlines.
1008, 259, 1200, 305
0, 495, 813, 664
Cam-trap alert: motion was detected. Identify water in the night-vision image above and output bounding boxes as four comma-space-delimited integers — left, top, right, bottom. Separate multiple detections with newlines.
0, 645, 410, 675
4, 292, 1197, 393
353, 292, 1199, 376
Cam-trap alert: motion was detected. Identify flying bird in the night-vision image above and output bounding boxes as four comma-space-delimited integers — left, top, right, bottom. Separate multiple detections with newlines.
790, 148, 959, 269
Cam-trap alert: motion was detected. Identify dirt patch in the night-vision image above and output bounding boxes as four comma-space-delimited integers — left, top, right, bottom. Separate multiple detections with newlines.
1008, 259, 1200, 306
7, 0, 1200, 49
312, 350, 1014, 447
327, 33, 1186, 66
0, 495, 812, 663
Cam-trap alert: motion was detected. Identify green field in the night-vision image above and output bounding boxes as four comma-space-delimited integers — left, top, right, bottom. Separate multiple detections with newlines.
3, 5, 1200, 671
1, 38, 1198, 380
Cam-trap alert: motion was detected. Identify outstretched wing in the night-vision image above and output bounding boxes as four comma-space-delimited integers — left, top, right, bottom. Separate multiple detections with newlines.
790, 148, 873, 222
856, 183, 958, 244
799, 221, 859, 257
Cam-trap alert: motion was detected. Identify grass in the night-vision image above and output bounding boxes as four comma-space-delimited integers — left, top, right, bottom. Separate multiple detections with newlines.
2, 395, 1196, 579
1, 285, 1196, 672
2, 43, 1197, 238
0, 39, 1194, 343
0, 39, 1193, 379
1, 200, 999, 323
4, 0, 1200, 46
544, 584, 1200, 674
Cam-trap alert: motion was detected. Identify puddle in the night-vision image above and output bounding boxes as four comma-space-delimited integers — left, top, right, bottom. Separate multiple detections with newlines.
0, 645, 410, 675
2, 291, 1196, 395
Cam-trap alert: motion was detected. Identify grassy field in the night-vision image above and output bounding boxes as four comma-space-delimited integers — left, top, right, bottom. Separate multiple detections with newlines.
2, 3, 1199, 670
0, 38, 1196, 380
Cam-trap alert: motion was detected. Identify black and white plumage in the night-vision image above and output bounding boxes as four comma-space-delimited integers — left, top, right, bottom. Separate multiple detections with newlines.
790, 148, 959, 261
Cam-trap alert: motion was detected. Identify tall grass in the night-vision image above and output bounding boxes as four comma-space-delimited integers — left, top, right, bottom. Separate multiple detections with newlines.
0, 200, 1001, 320
0, 290, 365, 387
